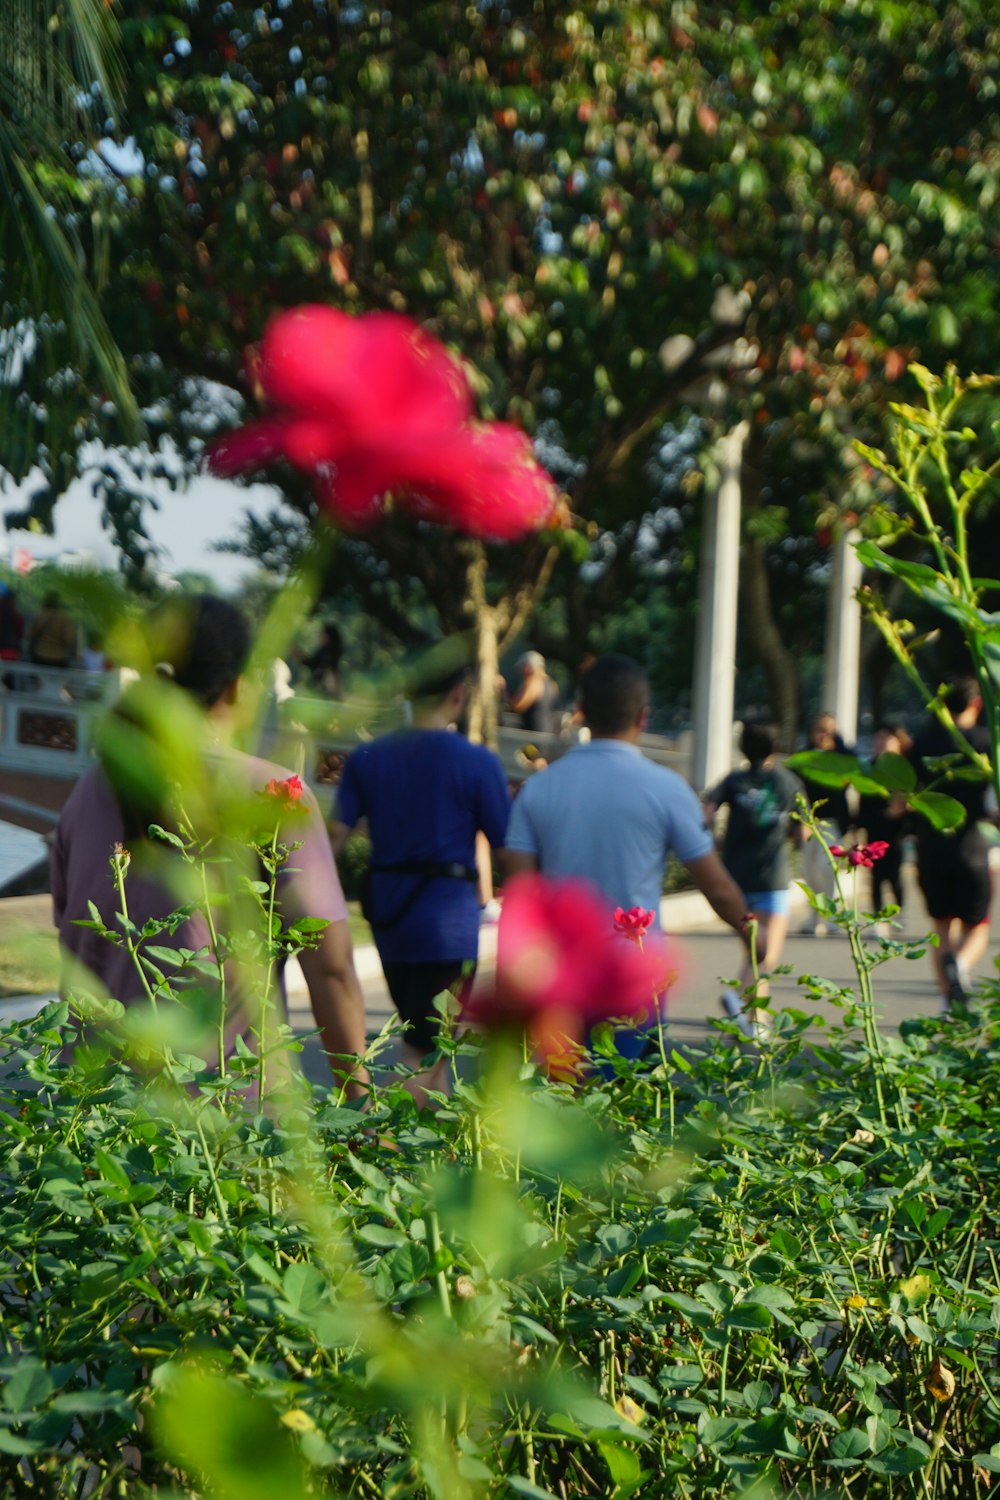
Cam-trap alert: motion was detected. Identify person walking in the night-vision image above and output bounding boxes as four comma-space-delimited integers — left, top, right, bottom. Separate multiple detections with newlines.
703, 721, 803, 1036
798, 710, 852, 935
52, 594, 368, 1096
909, 678, 995, 1011
27, 590, 77, 668
502, 654, 749, 1058
329, 659, 511, 1106
507, 650, 559, 735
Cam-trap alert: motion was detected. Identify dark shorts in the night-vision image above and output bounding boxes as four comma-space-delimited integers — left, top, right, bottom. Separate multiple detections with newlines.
380, 961, 476, 1056
918, 857, 992, 927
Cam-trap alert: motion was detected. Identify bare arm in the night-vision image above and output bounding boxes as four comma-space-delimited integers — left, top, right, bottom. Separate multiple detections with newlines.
297, 918, 370, 1100
328, 819, 353, 857
683, 851, 747, 933
508, 677, 542, 714
475, 830, 494, 905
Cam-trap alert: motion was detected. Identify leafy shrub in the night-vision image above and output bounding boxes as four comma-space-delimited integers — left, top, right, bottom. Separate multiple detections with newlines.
2, 947, 1000, 1497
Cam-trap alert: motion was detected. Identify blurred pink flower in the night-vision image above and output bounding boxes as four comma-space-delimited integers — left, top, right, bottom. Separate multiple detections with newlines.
465, 874, 671, 1072
207, 305, 557, 540
613, 905, 657, 942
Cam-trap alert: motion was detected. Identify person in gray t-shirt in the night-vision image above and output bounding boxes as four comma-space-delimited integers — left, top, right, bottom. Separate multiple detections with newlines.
503, 655, 748, 1056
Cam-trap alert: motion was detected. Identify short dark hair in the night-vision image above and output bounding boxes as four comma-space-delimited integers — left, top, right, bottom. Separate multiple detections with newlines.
144, 593, 251, 708
740, 720, 778, 768
579, 654, 648, 734
943, 676, 980, 716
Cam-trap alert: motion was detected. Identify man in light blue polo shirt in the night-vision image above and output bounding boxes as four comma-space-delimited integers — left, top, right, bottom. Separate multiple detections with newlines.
503, 655, 747, 1052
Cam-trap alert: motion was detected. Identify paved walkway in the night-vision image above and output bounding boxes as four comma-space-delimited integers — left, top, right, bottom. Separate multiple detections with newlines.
6, 867, 999, 1090
288, 864, 1000, 1086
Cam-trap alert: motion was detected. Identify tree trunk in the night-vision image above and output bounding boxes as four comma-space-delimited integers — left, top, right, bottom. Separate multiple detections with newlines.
740, 534, 800, 750
464, 542, 500, 747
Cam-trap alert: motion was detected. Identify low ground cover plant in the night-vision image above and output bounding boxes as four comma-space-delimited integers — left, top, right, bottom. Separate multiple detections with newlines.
1, 839, 999, 1500
4, 365, 1000, 1498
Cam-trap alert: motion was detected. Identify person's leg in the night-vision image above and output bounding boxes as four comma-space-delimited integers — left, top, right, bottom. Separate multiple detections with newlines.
387, 961, 474, 1109
397, 1042, 449, 1110
930, 917, 956, 1003
954, 919, 991, 982
800, 822, 839, 933
885, 844, 905, 911
936, 862, 991, 1007
724, 892, 789, 1036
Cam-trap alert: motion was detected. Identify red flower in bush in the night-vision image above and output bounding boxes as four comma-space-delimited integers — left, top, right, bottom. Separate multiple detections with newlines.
264, 774, 304, 805
829, 840, 890, 868
465, 875, 671, 1071
207, 304, 556, 540
613, 906, 657, 943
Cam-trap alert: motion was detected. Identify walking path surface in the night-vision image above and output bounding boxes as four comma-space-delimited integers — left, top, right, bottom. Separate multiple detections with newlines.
4, 867, 999, 1089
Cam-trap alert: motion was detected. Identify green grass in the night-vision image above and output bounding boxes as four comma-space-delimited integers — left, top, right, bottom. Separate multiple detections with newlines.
0, 897, 373, 1000
0, 902, 59, 996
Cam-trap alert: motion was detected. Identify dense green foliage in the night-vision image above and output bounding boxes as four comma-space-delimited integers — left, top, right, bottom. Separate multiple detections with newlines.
3, 923, 1000, 1496
7, 1, 1000, 684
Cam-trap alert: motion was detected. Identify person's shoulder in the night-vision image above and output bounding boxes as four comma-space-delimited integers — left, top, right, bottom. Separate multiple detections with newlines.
61, 763, 106, 813
635, 753, 695, 792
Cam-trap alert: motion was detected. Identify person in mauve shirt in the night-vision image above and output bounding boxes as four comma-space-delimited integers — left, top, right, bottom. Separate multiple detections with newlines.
52, 594, 368, 1096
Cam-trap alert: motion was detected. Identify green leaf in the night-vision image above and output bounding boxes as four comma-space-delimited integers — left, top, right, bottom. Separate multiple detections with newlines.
3, 1361, 53, 1414
358, 1223, 407, 1248
509, 1479, 560, 1499
909, 791, 967, 833
93, 1149, 130, 1191
829, 1427, 870, 1462
153, 1366, 309, 1500
871, 751, 916, 793
724, 1301, 773, 1330
866, 1440, 930, 1476
281, 1263, 327, 1315
346, 1151, 392, 1195
596, 1223, 636, 1257
598, 1439, 643, 1491
786, 750, 859, 788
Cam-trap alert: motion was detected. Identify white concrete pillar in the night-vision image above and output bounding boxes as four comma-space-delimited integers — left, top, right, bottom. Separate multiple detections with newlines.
822, 526, 863, 746
690, 420, 748, 791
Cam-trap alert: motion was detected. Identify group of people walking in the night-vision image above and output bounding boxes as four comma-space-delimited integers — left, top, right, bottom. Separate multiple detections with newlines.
50, 591, 995, 1101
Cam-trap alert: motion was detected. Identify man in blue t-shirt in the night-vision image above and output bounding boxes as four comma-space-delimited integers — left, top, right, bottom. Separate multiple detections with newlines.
330, 663, 511, 1103
503, 654, 748, 1056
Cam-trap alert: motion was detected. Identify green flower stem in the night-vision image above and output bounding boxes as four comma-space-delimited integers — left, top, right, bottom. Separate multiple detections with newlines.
199, 861, 227, 1079
112, 855, 159, 1016
256, 824, 281, 1111
427, 1208, 451, 1320
193, 1111, 230, 1226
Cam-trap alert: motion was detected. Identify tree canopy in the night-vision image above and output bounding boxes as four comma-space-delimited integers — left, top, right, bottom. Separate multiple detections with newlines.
5, 1, 1000, 722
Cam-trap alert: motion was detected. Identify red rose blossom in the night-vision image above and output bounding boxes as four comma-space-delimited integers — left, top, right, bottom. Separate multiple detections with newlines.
829, 840, 890, 868
264, 774, 304, 805
207, 305, 557, 540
